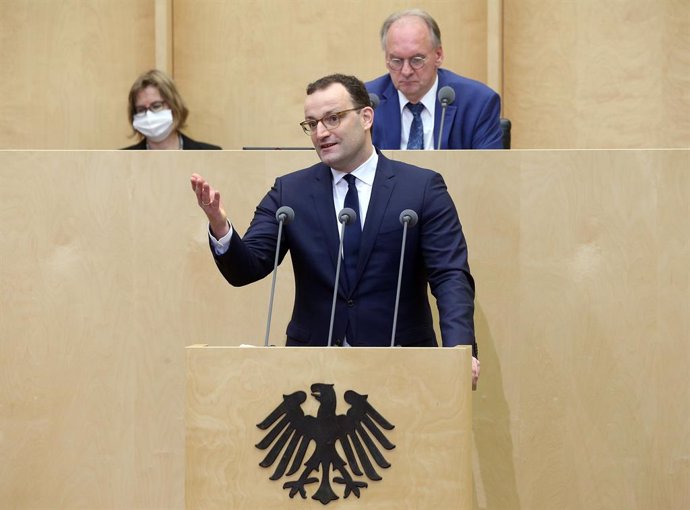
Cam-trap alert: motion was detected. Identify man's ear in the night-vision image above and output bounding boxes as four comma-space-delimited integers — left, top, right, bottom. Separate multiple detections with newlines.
361, 106, 374, 130
434, 45, 444, 68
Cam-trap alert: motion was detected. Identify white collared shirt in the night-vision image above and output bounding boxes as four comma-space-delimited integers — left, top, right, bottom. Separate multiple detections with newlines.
330, 148, 378, 234
397, 76, 439, 150
209, 148, 379, 254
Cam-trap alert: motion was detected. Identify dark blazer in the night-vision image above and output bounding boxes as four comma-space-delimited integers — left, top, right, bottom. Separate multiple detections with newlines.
366, 68, 503, 150
122, 133, 221, 150
212, 153, 476, 354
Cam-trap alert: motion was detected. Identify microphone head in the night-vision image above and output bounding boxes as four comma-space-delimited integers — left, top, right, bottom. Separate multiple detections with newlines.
275, 205, 295, 225
399, 209, 418, 228
338, 207, 357, 225
438, 86, 455, 106
369, 93, 380, 109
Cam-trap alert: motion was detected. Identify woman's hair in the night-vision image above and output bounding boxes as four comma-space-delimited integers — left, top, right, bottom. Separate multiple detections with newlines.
127, 69, 189, 137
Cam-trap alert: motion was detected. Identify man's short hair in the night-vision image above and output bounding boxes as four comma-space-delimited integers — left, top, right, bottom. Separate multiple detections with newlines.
380, 9, 442, 50
306, 74, 373, 110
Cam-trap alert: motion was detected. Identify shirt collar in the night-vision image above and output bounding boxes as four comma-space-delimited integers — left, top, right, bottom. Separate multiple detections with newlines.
331, 147, 378, 186
397, 75, 439, 115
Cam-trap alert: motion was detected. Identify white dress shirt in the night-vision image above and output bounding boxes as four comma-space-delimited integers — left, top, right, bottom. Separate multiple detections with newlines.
330, 149, 378, 234
209, 148, 379, 254
397, 76, 439, 150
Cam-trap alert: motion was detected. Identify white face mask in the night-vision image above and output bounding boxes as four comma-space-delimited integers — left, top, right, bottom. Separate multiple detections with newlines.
132, 109, 175, 142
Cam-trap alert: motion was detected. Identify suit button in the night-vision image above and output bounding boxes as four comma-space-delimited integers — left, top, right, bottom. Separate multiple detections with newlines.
347, 299, 354, 307
334, 338, 343, 347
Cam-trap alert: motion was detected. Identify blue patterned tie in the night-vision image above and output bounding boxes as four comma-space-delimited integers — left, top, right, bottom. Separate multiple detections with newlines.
343, 174, 362, 289
407, 102, 425, 150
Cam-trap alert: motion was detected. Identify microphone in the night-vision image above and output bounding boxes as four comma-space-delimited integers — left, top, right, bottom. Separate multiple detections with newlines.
390, 209, 418, 347
327, 207, 357, 347
369, 93, 380, 109
276, 206, 295, 224
263, 206, 295, 347
436, 86, 456, 150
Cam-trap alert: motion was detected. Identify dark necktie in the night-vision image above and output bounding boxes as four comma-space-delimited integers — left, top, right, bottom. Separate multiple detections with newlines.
407, 102, 425, 150
342, 174, 362, 289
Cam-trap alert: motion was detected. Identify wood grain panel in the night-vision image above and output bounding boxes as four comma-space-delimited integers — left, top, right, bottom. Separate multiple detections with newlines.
0, 0, 156, 149
2, 0, 688, 150
504, 0, 690, 148
0, 149, 687, 509
173, 0, 490, 149
186, 346, 472, 509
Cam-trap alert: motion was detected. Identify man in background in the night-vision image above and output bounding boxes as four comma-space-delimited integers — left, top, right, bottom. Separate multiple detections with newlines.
366, 9, 503, 150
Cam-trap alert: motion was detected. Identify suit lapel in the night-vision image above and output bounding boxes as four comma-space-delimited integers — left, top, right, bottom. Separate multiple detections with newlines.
311, 163, 340, 269
378, 80, 403, 149
353, 154, 395, 288
311, 163, 349, 295
310, 156, 397, 294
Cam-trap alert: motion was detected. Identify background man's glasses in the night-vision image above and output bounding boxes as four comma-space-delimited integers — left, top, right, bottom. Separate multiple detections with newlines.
300, 107, 363, 135
387, 56, 427, 71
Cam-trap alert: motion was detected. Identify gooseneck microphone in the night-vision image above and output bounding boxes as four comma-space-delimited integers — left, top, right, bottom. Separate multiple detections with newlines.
369, 92, 380, 110
436, 86, 456, 150
327, 208, 357, 347
275, 207, 294, 224
390, 209, 419, 347
263, 206, 295, 347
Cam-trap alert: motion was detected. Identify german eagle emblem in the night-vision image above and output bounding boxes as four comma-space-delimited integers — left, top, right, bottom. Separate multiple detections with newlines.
256, 383, 396, 505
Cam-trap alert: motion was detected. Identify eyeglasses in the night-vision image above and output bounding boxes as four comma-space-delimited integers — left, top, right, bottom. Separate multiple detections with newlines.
387, 56, 427, 71
300, 107, 363, 135
134, 101, 168, 116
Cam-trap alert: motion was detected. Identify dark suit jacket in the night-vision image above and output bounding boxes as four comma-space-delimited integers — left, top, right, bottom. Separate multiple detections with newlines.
122, 132, 221, 150
212, 153, 476, 354
366, 68, 503, 150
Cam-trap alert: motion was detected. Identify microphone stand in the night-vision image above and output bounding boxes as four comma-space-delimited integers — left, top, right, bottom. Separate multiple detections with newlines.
327, 208, 357, 347
264, 206, 294, 347
436, 86, 456, 150
390, 210, 418, 347
436, 103, 449, 150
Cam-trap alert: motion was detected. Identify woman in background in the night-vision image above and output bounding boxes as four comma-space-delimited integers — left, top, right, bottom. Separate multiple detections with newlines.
123, 69, 221, 150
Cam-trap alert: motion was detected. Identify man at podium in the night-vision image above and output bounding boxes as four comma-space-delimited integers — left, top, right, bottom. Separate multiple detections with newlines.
190, 74, 480, 387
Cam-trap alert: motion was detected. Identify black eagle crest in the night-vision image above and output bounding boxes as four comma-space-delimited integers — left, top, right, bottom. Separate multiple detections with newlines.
255, 383, 396, 505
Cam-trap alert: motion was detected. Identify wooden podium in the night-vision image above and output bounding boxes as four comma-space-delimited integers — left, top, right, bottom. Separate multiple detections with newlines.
185, 346, 473, 509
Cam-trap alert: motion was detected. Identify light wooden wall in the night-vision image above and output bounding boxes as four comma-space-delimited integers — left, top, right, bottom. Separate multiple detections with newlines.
0, 0, 156, 149
0, 149, 687, 509
1, 1, 687, 149
172, 0, 491, 149
0, 0, 490, 151
504, 0, 690, 148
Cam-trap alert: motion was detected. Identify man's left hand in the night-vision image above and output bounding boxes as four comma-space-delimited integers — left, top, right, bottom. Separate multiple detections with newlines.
472, 356, 480, 391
